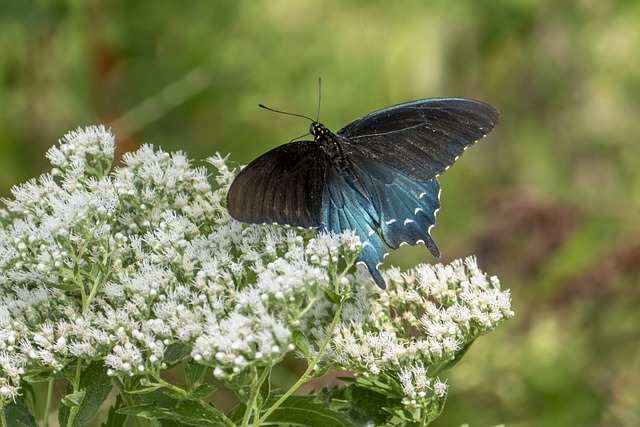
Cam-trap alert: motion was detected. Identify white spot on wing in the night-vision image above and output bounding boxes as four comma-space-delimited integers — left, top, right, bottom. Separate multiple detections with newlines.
404, 219, 415, 225
385, 219, 397, 225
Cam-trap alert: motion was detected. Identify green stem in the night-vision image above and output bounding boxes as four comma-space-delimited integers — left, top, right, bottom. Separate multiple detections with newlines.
43, 378, 54, 427
240, 366, 270, 427
114, 378, 144, 427
256, 297, 345, 425
252, 367, 271, 426
0, 404, 7, 427
78, 282, 88, 313
297, 295, 320, 319
82, 244, 116, 311
84, 261, 109, 310
151, 375, 189, 397
240, 367, 258, 427
65, 360, 84, 427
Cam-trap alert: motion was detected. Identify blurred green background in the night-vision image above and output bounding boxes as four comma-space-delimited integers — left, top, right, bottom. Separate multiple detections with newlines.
1, 1, 639, 426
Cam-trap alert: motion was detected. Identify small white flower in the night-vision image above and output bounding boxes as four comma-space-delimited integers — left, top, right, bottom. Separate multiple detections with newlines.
433, 379, 448, 397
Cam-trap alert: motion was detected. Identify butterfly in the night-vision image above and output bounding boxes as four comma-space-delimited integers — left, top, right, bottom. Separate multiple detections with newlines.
226, 97, 500, 289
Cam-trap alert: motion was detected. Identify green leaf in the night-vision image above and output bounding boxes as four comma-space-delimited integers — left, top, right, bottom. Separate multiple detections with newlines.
126, 385, 163, 395
173, 400, 227, 426
18, 380, 36, 417
351, 376, 397, 396
185, 360, 208, 387
22, 368, 56, 383
118, 400, 227, 426
226, 402, 247, 424
227, 370, 258, 404
58, 361, 113, 427
164, 342, 191, 365
292, 330, 310, 356
264, 395, 359, 427
60, 389, 86, 408
309, 364, 331, 379
386, 406, 414, 423
117, 402, 167, 418
324, 288, 341, 305
101, 394, 127, 427
3, 400, 38, 427
425, 393, 447, 424
431, 339, 476, 376
257, 367, 271, 408
190, 384, 218, 400
139, 388, 180, 408
235, 387, 252, 406
47, 282, 81, 292
225, 370, 253, 390
320, 384, 396, 426
163, 388, 189, 400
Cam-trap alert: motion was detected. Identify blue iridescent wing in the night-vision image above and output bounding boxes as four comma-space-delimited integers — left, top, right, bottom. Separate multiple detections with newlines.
349, 154, 442, 255
322, 157, 442, 289
227, 140, 326, 227
338, 98, 500, 182
322, 166, 388, 289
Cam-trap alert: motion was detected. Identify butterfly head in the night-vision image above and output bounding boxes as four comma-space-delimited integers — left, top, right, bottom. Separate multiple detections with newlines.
310, 122, 330, 140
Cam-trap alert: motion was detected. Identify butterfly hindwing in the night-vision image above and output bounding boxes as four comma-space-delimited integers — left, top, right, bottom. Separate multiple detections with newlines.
322, 158, 443, 289
227, 141, 326, 227
322, 166, 388, 289
349, 155, 442, 253
338, 98, 499, 182
377, 177, 441, 256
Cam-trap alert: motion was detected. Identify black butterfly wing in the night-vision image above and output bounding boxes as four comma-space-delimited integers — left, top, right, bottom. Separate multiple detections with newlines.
226, 140, 327, 227
321, 167, 388, 289
338, 98, 500, 182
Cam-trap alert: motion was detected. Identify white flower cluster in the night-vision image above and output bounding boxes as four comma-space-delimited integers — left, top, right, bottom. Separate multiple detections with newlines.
191, 228, 362, 379
303, 257, 513, 408
399, 363, 447, 408
0, 126, 362, 399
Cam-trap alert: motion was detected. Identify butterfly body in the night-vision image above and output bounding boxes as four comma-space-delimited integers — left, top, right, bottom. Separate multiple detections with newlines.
227, 98, 500, 288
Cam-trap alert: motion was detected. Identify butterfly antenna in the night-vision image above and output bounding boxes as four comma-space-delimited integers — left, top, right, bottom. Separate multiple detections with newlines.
288, 131, 311, 143
316, 77, 322, 122
258, 104, 314, 122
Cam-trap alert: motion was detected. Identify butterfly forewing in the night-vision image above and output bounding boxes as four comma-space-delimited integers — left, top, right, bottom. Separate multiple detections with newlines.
338, 98, 500, 182
227, 141, 327, 227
